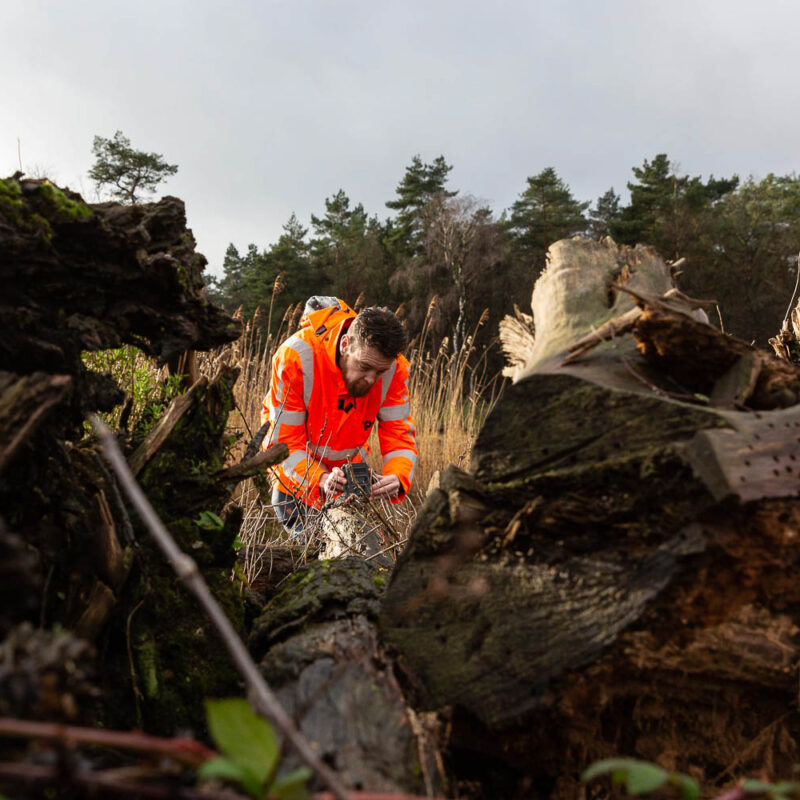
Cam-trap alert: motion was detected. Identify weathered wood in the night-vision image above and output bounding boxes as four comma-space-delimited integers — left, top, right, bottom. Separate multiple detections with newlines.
381, 237, 800, 797
0, 371, 71, 473
251, 558, 444, 795
90, 489, 129, 590
0, 178, 249, 737
0, 176, 241, 376
211, 442, 288, 483
73, 580, 116, 641
128, 376, 208, 476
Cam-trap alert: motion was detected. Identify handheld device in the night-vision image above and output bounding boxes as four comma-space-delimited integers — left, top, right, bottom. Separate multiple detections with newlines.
342, 461, 371, 497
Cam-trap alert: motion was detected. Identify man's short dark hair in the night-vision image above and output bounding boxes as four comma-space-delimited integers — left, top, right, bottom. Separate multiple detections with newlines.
349, 307, 408, 358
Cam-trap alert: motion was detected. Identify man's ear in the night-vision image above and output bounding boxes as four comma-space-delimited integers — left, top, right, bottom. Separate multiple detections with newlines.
340, 334, 350, 354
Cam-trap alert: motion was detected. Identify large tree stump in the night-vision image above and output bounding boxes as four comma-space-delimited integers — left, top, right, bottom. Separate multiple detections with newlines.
0, 176, 258, 734
381, 237, 800, 797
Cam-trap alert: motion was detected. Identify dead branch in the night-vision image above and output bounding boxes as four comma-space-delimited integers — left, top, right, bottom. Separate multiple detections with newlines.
0, 372, 72, 473
129, 376, 208, 476
211, 443, 288, 483
91, 416, 351, 800
242, 420, 271, 462
562, 306, 641, 364
0, 717, 215, 767
0, 761, 443, 800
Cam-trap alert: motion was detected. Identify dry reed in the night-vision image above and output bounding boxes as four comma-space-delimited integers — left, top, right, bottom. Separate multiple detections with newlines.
209, 298, 500, 585
97, 300, 501, 586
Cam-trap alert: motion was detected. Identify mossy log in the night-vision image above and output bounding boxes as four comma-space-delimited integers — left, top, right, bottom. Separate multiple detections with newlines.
381, 238, 800, 798
0, 177, 261, 736
1, 175, 240, 377
250, 558, 444, 796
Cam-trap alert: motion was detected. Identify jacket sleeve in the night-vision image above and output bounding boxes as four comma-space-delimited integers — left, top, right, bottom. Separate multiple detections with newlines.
261, 342, 326, 505
376, 356, 418, 503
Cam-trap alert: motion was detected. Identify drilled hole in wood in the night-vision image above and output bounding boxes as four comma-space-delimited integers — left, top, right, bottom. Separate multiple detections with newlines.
786, 465, 793, 473
773, 469, 781, 477
744, 460, 751, 467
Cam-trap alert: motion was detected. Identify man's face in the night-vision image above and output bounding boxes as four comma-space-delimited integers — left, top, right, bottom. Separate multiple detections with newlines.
340, 337, 395, 397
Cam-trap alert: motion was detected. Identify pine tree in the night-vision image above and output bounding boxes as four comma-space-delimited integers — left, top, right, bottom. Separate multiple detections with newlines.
684, 173, 800, 344
611, 154, 738, 259
88, 131, 178, 203
385, 155, 457, 255
589, 188, 621, 239
507, 167, 589, 273
311, 191, 389, 304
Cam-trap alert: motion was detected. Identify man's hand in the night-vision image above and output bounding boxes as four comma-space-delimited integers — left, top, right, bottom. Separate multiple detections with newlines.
371, 473, 401, 499
320, 467, 346, 499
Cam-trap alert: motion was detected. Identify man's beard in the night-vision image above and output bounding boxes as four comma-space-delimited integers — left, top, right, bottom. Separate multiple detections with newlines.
345, 377, 372, 398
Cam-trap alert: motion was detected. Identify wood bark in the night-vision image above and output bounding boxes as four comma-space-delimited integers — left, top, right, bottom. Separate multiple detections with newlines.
0, 176, 262, 738
381, 238, 800, 798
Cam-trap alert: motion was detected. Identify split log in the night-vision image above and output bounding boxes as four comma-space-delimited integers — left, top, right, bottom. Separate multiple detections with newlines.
381, 238, 800, 797
250, 558, 445, 796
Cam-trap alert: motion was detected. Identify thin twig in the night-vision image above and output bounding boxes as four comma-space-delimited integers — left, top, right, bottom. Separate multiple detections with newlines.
0, 718, 215, 767
91, 415, 351, 800
364, 538, 409, 562
783, 251, 800, 327
0, 761, 441, 800
126, 598, 146, 728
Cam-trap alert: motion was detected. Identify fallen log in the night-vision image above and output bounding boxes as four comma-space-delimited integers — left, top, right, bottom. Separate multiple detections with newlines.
381, 237, 800, 797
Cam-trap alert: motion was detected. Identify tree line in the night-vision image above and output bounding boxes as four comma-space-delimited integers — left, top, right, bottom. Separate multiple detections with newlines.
198, 153, 800, 353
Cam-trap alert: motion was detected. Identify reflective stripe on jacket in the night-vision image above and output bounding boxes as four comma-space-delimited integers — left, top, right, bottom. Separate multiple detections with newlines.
261, 297, 417, 507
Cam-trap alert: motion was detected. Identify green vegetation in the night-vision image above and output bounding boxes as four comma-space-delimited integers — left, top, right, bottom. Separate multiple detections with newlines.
37, 180, 93, 221
89, 130, 178, 203
583, 758, 700, 799
583, 757, 800, 799
82, 344, 184, 435
205, 151, 800, 355
199, 698, 310, 799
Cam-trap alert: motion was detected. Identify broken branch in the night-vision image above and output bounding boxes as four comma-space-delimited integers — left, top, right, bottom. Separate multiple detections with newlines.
91, 415, 351, 800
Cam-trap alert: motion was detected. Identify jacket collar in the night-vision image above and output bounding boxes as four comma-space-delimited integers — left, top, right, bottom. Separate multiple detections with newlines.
299, 298, 357, 389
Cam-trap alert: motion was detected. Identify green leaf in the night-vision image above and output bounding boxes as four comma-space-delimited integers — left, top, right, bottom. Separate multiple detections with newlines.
583, 758, 642, 782
205, 698, 278, 786
198, 756, 263, 799
582, 758, 668, 796
195, 510, 224, 530
270, 767, 313, 800
625, 762, 668, 795
670, 773, 701, 800
742, 780, 800, 798
743, 780, 771, 791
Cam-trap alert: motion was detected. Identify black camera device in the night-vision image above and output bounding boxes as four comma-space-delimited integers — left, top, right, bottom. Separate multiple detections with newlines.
342, 462, 371, 497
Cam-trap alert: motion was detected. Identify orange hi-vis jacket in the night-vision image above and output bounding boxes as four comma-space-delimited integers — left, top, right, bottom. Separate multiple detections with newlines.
261, 297, 417, 508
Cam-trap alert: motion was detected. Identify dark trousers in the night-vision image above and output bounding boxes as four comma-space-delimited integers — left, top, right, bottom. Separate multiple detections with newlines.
271, 485, 305, 538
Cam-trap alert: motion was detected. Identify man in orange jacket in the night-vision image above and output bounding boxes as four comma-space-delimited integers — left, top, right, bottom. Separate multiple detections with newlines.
261, 296, 417, 534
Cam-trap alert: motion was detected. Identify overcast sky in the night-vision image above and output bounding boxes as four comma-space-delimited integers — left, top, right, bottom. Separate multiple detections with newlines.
3, 0, 800, 276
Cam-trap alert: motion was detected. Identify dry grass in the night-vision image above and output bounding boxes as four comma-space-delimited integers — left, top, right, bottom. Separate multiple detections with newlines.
110, 297, 501, 586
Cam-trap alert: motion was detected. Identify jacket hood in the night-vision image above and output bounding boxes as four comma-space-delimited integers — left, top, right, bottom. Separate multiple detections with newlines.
299, 297, 357, 368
